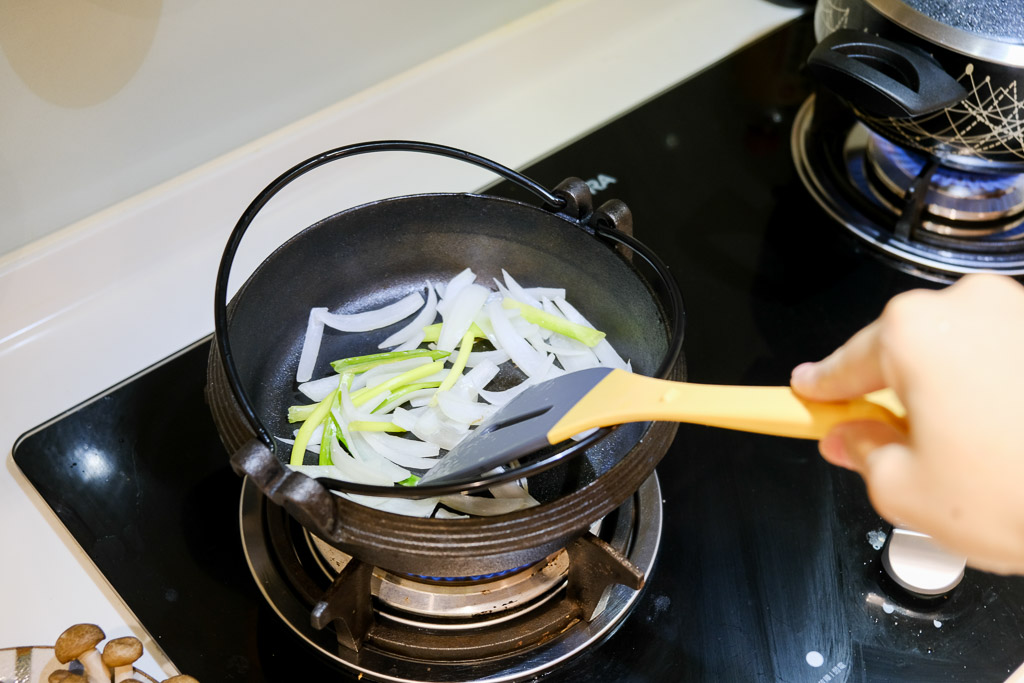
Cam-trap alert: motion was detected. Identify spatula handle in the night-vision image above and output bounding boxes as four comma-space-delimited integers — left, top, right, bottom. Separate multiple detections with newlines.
547, 369, 906, 443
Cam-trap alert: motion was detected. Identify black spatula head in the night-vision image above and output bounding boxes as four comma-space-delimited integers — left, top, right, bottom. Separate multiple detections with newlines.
417, 367, 613, 485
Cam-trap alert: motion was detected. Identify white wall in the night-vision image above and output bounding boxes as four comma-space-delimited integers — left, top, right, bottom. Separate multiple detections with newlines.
0, 0, 554, 257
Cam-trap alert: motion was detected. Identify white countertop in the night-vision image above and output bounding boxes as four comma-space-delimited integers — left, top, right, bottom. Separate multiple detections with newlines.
0, 0, 799, 676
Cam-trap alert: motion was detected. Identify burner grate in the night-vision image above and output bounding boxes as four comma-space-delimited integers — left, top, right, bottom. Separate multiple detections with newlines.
240, 473, 662, 682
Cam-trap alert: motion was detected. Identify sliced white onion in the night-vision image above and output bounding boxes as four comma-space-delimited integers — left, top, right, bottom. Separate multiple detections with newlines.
476, 354, 558, 406
437, 283, 489, 351
390, 406, 426, 430
433, 508, 470, 519
393, 331, 426, 352
318, 291, 424, 332
289, 463, 344, 479
529, 334, 591, 358
524, 286, 566, 300
378, 284, 438, 349
477, 380, 532, 407
298, 374, 341, 402
435, 268, 475, 317
343, 492, 440, 518
451, 359, 500, 400
288, 456, 395, 487
333, 449, 407, 484
407, 405, 470, 450
484, 289, 504, 307
525, 330, 551, 358
570, 426, 599, 442
488, 479, 534, 499
472, 310, 496, 341
345, 429, 413, 481
480, 466, 531, 498
547, 334, 600, 371
335, 390, 412, 481
491, 278, 510, 299
439, 493, 539, 516
361, 431, 440, 469
553, 297, 630, 371
437, 392, 494, 425
296, 307, 328, 382
501, 269, 542, 308
485, 300, 550, 378
512, 313, 544, 339
338, 380, 378, 423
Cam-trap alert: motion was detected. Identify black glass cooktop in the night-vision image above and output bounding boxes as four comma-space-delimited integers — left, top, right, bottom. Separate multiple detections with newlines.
14, 16, 1024, 682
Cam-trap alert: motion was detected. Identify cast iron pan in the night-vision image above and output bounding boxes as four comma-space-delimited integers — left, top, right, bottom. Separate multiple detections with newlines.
206, 141, 685, 575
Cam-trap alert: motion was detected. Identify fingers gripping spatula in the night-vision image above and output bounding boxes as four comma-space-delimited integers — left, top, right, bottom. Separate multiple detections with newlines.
417, 367, 906, 486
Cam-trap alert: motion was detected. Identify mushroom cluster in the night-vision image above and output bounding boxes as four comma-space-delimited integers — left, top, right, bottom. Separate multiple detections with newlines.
50, 624, 199, 683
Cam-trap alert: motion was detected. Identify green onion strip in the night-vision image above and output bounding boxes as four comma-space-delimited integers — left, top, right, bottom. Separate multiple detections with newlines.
501, 297, 605, 347
331, 349, 448, 375
433, 328, 477, 402
350, 360, 446, 407
290, 390, 337, 466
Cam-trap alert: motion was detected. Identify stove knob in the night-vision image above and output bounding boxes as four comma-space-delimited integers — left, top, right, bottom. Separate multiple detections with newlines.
881, 527, 966, 596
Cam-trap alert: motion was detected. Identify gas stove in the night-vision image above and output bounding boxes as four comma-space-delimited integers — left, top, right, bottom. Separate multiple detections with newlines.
13, 16, 1024, 682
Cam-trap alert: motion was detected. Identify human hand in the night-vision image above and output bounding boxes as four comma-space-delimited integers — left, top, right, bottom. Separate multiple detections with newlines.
790, 274, 1024, 574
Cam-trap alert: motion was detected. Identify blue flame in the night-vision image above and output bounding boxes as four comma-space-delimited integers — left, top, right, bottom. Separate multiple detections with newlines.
872, 133, 1024, 194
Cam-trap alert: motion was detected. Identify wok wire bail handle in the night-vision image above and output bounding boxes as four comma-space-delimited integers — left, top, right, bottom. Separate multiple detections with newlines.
214, 140, 569, 450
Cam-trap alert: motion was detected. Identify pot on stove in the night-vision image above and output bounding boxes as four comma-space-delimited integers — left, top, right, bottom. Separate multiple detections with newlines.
205, 141, 685, 580
806, 0, 1024, 172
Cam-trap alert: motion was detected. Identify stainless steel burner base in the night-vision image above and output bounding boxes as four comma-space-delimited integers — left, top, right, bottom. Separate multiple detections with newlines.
239, 474, 662, 683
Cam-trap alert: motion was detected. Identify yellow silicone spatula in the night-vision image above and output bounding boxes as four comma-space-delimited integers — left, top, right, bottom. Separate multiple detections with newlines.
417, 366, 905, 485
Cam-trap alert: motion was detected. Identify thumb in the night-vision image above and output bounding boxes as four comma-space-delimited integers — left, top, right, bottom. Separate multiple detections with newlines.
821, 420, 923, 528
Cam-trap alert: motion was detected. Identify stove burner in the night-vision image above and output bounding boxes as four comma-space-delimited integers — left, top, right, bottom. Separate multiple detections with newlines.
307, 535, 571, 619
792, 95, 1024, 277
403, 564, 534, 583
866, 134, 1024, 228
240, 474, 662, 682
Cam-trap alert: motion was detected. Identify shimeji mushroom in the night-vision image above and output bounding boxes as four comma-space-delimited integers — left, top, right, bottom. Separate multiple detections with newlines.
102, 637, 144, 683
54, 624, 109, 683
162, 676, 200, 683
48, 672, 86, 683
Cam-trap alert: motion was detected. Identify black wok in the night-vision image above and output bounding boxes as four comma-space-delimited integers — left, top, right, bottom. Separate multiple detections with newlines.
206, 141, 685, 576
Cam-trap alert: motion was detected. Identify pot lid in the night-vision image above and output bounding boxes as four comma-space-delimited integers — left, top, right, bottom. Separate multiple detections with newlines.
902, 0, 1024, 44
868, 0, 1024, 67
